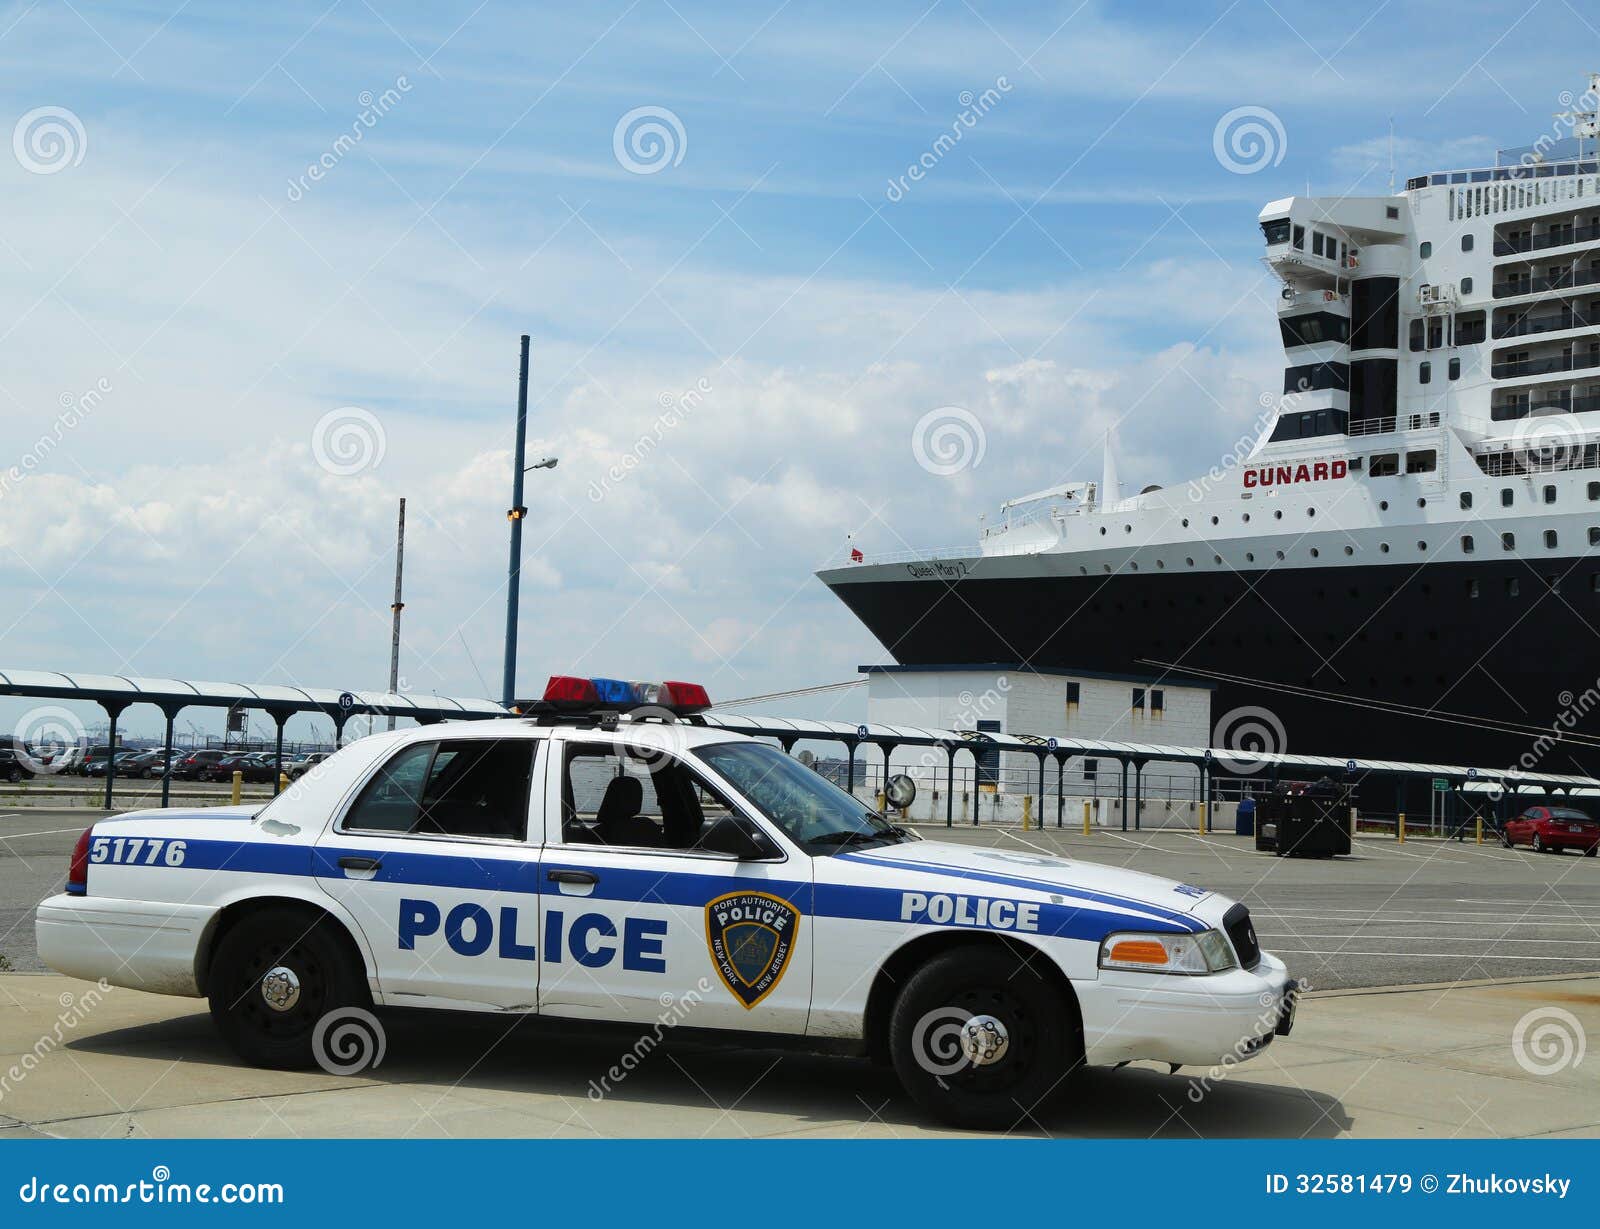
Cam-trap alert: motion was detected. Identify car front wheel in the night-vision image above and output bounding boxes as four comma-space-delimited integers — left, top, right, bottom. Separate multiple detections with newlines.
888, 945, 1077, 1130
1533, 834, 1545, 853
207, 907, 372, 1070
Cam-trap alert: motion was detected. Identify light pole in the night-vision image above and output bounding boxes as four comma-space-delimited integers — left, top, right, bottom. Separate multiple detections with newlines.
501, 335, 560, 708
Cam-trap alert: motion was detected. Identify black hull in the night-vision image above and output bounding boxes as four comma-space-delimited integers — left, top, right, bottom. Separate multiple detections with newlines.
823, 557, 1600, 776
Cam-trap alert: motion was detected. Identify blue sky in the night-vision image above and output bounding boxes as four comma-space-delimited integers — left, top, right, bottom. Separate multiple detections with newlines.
0, 0, 1593, 741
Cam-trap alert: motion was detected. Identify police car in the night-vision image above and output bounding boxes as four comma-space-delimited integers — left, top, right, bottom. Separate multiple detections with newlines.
36, 675, 1295, 1129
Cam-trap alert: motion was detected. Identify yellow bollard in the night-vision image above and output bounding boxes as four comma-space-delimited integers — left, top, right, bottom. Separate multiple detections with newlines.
1476, 816, 1483, 845
279, 772, 289, 794
230, 770, 242, 805
876, 789, 886, 813
1397, 811, 1406, 843
1022, 795, 1033, 831
1082, 800, 1092, 836
1198, 802, 1207, 836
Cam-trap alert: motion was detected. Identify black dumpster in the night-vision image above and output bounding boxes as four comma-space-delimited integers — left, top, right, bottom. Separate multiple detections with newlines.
1255, 779, 1352, 858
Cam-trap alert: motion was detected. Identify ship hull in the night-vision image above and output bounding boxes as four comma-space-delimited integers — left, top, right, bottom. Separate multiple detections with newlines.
821, 556, 1600, 775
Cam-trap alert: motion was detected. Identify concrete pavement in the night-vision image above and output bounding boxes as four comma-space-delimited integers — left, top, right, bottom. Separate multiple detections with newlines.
1, 972, 1594, 1139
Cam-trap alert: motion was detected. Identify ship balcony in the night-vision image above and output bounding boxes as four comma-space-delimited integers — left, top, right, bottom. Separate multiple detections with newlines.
1490, 341, 1600, 382
1346, 410, 1441, 437
1492, 305, 1600, 342
1262, 247, 1346, 289
1492, 259, 1600, 301
1490, 382, 1600, 421
1493, 217, 1600, 257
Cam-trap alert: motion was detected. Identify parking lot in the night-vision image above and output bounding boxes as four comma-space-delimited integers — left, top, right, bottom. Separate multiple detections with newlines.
2, 808, 1596, 1138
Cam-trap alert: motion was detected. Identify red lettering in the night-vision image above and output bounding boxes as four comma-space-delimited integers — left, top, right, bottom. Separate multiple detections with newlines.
1294, 464, 1311, 483
1313, 462, 1329, 481
1331, 459, 1348, 479
1243, 470, 1257, 489
1277, 466, 1292, 485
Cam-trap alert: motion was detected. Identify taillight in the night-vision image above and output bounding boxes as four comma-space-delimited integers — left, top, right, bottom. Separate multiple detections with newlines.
67, 828, 93, 896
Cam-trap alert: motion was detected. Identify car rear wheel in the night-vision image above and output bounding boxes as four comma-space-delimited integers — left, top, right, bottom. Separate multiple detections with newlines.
207, 907, 371, 1070
888, 945, 1076, 1130
1532, 834, 1545, 853
1586, 846, 1598, 858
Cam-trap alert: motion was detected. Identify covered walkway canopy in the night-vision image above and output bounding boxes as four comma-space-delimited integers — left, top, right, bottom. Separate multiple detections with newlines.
691, 712, 1597, 829
0, 668, 506, 806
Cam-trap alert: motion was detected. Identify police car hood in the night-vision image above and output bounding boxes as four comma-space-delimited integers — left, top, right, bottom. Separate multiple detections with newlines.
849, 840, 1217, 913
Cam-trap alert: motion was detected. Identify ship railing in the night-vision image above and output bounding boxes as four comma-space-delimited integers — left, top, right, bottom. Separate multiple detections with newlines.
1493, 264, 1600, 299
1346, 412, 1442, 437
824, 537, 1058, 568
1494, 220, 1600, 256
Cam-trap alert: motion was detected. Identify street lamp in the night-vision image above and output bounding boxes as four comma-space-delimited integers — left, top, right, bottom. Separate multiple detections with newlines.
502, 336, 562, 709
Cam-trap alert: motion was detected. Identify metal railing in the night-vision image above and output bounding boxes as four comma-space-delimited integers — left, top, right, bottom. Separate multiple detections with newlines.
1493, 264, 1600, 299
1491, 349, 1600, 379
1347, 412, 1441, 437
1494, 220, 1600, 256
1493, 310, 1598, 341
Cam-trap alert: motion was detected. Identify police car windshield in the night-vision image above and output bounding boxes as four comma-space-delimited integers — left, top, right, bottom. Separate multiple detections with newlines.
696, 742, 905, 855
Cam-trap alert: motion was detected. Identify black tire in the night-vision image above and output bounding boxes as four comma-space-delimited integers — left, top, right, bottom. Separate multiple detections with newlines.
1585, 846, 1597, 858
207, 907, 369, 1069
1500, 831, 1514, 849
1532, 834, 1545, 853
5, 768, 19, 783
888, 945, 1076, 1130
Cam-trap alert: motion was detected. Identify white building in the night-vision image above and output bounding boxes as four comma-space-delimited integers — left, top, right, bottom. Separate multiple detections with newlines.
857, 663, 1214, 826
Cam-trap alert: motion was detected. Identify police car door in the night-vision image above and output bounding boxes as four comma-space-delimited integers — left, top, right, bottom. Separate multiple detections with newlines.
537, 735, 812, 1031
313, 733, 543, 1012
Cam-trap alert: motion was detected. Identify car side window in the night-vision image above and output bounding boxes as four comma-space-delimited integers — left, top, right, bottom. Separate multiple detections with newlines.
561, 742, 744, 853
344, 738, 536, 840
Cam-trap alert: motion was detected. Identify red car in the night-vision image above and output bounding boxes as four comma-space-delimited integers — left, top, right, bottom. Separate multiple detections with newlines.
1501, 806, 1600, 856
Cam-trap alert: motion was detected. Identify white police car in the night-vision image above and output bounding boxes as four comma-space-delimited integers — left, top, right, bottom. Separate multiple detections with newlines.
36, 675, 1295, 1129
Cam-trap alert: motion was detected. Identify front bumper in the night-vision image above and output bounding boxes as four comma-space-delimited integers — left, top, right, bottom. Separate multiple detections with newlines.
35, 893, 216, 997
1077, 952, 1295, 1068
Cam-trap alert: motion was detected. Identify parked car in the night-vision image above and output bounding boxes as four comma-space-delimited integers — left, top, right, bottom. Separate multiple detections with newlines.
174, 750, 232, 782
1502, 806, 1600, 856
84, 751, 144, 778
286, 751, 331, 780
0, 748, 36, 783
78, 746, 126, 777
216, 754, 275, 785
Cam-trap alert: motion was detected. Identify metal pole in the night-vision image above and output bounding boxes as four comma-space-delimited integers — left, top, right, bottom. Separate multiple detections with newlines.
945, 747, 954, 827
1120, 760, 1129, 832
102, 705, 120, 810
272, 715, 286, 795
387, 497, 406, 730
501, 334, 531, 708
1056, 757, 1064, 827
160, 709, 176, 809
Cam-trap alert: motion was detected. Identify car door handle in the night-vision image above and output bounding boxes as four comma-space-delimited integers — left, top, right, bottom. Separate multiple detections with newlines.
547, 869, 597, 886
338, 856, 382, 872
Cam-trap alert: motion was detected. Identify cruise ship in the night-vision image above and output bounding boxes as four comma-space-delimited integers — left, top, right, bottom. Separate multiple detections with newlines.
819, 80, 1600, 772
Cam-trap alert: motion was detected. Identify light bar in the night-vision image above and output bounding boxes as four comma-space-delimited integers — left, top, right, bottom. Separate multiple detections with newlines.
533, 675, 712, 716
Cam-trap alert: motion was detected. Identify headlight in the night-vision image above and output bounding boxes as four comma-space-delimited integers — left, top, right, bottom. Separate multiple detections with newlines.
1099, 929, 1238, 975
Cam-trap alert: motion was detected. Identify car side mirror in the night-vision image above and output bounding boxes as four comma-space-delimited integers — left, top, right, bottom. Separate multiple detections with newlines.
697, 817, 781, 860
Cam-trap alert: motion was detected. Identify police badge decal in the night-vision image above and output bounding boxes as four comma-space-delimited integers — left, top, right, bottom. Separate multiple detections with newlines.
704, 891, 800, 1008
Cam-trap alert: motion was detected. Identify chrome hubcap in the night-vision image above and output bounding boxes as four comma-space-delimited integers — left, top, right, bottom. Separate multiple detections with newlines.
260, 966, 301, 1013
960, 1014, 1010, 1067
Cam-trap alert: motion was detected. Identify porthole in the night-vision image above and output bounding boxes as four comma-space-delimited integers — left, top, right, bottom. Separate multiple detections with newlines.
1246, 552, 1254, 562
1130, 561, 1139, 571
1417, 540, 1427, 551
1156, 558, 1165, 569
1344, 545, 1353, 556
1099, 526, 1107, 535
1379, 500, 1388, 511
1380, 543, 1390, 553
1079, 566, 1088, 574
1310, 547, 1319, 558
1417, 498, 1427, 508
1307, 507, 1316, 517
1185, 556, 1194, 566
1275, 550, 1285, 560
1124, 524, 1132, 533
1274, 510, 1283, 520
1211, 516, 1219, 525
1213, 554, 1222, 564
1103, 564, 1112, 573
1242, 513, 1251, 523
1181, 518, 1189, 528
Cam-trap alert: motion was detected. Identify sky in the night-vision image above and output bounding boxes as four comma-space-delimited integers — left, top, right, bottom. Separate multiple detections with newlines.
0, 0, 1594, 742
